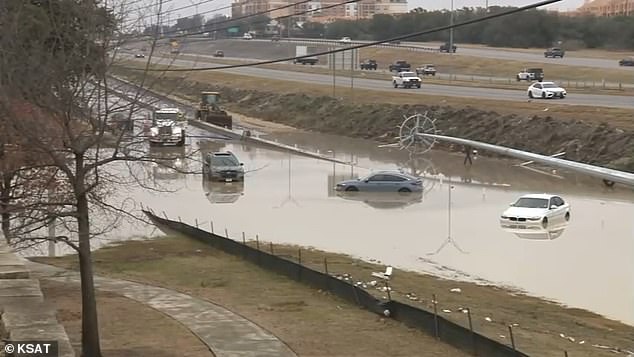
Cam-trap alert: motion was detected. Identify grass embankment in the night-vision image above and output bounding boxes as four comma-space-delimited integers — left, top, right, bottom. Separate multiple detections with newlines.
33, 236, 467, 357
40, 279, 210, 356
33, 235, 634, 357
115, 62, 634, 130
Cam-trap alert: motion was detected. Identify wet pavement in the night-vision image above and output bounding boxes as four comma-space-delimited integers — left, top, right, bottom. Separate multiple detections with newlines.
24, 123, 634, 326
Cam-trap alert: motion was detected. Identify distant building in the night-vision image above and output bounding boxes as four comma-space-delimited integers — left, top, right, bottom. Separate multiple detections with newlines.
231, 0, 408, 24
575, 0, 634, 16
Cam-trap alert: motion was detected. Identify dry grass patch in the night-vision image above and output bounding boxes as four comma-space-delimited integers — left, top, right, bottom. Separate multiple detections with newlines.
40, 279, 211, 357
34, 236, 468, 357
115, 62, 634, 130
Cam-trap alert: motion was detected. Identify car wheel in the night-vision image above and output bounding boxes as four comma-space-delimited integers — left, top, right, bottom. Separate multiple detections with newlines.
393, 82, 398, 88
528, 91, 534, 98
417, 84, 421, 88
398, 188, 411, 193
345, 186, 359, 192
564, 212, 570, 221
542, 217, 548, 228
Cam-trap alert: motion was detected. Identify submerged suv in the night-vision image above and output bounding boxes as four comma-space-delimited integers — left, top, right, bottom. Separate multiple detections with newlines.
203, 151, 245, 182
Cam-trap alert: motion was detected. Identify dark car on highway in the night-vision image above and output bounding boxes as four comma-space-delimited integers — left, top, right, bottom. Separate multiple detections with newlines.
360, 59, 377, 70
619, 57, 634, 66
135, 53, 145, 58
272, 35, 281, 41
214, 50, 224, 57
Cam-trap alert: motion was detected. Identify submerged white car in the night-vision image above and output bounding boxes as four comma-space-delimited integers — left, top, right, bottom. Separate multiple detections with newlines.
527, 81, 566, 99
500, 193, 570, 227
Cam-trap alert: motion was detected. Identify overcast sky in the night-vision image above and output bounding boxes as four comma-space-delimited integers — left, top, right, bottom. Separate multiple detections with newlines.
141, 0, 585, 23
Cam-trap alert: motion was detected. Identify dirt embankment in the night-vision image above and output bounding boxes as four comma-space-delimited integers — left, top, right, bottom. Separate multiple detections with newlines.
135, 72, 634, 171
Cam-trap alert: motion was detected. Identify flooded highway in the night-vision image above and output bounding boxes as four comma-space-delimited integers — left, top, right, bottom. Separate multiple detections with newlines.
28, 122, 634, 326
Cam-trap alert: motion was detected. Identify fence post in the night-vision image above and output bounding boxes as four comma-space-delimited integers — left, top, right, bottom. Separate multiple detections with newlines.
564, 351, 568, 357
178, 216, 182, 223
225, 228, 228, 238
163, 211, 168, 219
324, 257, 328, 274
508, 325, 516, 350
195, 218, 198, 228
297, 248, 302, 282
433, 294, 439, 340
256, 235, 260, 250
242, 232, 245, 244
269, 242, 274, 254
210, 220, 214, 233
466, 308, 476, 355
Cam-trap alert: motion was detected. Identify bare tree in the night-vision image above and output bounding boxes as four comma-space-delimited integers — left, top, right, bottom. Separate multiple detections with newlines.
0, 1, 201, 355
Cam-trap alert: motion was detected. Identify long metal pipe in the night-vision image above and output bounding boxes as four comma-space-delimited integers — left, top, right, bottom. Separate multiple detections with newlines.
418, 133, 634, 187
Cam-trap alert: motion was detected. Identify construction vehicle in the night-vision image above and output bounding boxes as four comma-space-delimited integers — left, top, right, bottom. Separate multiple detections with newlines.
148, 107, 186, 146
195, 91, 233, 129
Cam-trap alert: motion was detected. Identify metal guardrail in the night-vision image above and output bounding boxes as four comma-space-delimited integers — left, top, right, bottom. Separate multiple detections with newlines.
420, 133, 634, 187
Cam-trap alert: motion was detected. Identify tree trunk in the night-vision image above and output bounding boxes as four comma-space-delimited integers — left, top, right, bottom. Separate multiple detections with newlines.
1, 173, 12, 241
75, 159, 102, 357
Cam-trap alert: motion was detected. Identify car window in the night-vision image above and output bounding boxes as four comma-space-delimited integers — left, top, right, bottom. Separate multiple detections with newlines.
553, 197, 564, 206
211, 156, 238, 166
514, 198, 549, 208
382, 175, 406, 182
542, 83, 558, 88
534, 83, 542, 89
366, 174, 383, 181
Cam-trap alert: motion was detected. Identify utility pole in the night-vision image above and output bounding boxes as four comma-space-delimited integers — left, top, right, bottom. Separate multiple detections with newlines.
331, 52, 336, 96
449, 0, 454, 54
350, 49, 354, 102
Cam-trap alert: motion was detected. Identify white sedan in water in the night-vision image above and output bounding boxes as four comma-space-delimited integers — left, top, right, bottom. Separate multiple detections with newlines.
527, 81, 567, 99
500, 193, 571, 227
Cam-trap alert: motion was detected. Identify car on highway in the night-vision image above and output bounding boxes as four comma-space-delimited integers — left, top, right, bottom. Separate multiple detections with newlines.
439, 42, 457, 53
135, 53, 145, 58
271, 35, 281, 41
516, 68, 544, 82
392, 71, 422, 89
500, 193, 570, 228
416, 64, 436, 76
527, 81, 566, 99
339, 37, 351, 44
618, 57, 634, 66
544, 47, 565, 58
203, 151, 245, 182
213, 50, 224, 57
243, 33, 253, 40
388, 60, 411, 72
334, 171, 423, 193
360, 59, 378, 70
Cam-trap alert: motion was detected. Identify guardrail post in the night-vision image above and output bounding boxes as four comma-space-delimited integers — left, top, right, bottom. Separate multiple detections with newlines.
324, 257, 328, 274
195, 218, 198, 228
298, 248, 302, 264
178, 216, 182, 223
269, 242, 274, 254
256, 234, 260, 250
466, 308, 476, 355
433, 294, 439, 340
224, 228, 228, 238
508, 325, 516, 350
210, 220, 214, 233
242, 231, 245, 244
163, 211, 168, 219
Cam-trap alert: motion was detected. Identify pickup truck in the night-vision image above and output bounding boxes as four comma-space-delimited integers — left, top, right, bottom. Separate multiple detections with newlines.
544, 47, 564, 58
360, 59, 377, 70
293, 57, 318, 65
416, 64, 436, 76
516, 68, 544, 81
388, 60, 411, 72
392, 71, 422, 89
439, 42, 457, 53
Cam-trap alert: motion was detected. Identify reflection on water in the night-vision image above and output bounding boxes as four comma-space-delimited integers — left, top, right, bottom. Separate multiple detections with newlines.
148, 146, 187, 181
202, 177, 245, 204
501, 220, 570, 240
335, 191, 423, 210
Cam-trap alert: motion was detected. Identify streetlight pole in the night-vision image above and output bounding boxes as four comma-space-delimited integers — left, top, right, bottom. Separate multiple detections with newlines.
449, 0, 454, 54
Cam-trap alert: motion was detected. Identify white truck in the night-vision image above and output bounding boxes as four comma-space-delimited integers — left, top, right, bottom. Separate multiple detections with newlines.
148, 107, 186, 147
392, 71, 422, 89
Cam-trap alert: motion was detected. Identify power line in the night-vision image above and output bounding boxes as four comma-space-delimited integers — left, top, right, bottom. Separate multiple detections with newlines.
133, 0, 562, 72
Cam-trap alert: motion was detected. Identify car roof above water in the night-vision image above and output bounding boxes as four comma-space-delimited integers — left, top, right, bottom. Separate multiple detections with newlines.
518, 193, 557, 200
369, 170, 420, 180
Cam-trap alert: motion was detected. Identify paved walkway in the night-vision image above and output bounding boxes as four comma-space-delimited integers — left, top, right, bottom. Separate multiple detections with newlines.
28, 262, 297, 357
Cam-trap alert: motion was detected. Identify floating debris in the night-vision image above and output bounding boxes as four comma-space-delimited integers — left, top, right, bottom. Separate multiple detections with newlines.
450, 288, 462, 293
442, 309, 452, 313
485, 317, 492, 322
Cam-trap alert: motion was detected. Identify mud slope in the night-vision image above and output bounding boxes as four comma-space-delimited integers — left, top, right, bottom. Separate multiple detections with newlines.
118, 70, 634, 171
